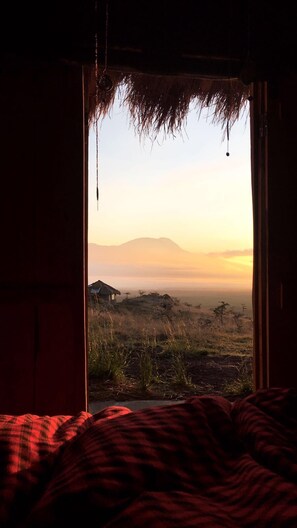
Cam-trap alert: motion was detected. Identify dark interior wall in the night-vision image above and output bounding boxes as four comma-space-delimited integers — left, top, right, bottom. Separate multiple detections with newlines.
266, 76, 297, 387
0, 59, 87, 415
1, 53, 296, 414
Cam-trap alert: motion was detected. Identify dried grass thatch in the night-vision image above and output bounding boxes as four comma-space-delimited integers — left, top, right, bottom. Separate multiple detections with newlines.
85, 67, 251, 140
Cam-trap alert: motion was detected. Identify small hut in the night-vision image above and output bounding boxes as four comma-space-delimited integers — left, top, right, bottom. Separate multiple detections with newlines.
88, 280, 121, 303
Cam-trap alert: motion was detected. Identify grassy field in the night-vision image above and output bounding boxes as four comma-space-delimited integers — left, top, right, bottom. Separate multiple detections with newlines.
117, 288, 253, 314
88, 292, 253, 402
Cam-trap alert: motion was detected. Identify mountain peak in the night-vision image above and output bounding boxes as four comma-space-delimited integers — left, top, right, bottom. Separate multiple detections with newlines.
120, 237, 184, 251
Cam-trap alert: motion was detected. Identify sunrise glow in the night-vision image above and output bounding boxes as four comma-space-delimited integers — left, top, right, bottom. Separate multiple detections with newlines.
88, 96, 252, 289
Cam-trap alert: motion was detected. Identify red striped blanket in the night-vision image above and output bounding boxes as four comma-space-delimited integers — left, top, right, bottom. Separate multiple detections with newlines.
0, 389, 297, 527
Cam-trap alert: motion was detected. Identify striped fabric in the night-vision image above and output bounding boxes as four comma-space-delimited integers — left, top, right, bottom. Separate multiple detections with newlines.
1, 389, 297, 527
0, 406, 130, 527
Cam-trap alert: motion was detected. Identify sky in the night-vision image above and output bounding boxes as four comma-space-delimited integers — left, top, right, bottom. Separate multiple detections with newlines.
88, 93, 253, 290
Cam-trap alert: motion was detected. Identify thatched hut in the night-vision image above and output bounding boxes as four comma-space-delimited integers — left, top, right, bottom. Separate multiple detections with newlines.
88, 280, 121, 303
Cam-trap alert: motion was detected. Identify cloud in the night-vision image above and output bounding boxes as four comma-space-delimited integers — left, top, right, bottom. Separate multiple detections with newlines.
208, 249, 253, 257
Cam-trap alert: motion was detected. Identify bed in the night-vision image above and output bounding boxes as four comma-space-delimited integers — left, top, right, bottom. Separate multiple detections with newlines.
1, 387, 297, 527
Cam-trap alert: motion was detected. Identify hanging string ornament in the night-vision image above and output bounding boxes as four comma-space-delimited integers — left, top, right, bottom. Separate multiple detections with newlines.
226, 120, 230, 157
225, 0, 232, 158
94, 1, 99, 209
98, 0, 113, 96
94, 0, 113, 210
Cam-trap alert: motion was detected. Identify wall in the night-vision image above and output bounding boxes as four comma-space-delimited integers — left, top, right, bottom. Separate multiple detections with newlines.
252, 77, 297, 389
266, 76, 297, 388
0, 58, 87, 415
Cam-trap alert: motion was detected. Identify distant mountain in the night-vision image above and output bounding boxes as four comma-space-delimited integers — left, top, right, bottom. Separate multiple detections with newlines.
88, 237, 188, 265
88, 237, 252, 289
89, 237, 186, 255
119, 237, 187, 253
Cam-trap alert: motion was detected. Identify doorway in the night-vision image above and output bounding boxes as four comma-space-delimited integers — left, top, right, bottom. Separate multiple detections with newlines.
87, 94, 253, 410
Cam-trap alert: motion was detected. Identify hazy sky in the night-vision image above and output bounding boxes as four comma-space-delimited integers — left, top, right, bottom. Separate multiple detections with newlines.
88, 94, 252, 288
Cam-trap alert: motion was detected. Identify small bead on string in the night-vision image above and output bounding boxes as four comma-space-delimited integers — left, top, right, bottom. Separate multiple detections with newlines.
226, 120, 230, 157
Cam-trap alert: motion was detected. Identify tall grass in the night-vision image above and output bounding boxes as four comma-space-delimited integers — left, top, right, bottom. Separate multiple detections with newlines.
223, 358, 254, 396
88, 296, 253, 396
88, 309, 129, 383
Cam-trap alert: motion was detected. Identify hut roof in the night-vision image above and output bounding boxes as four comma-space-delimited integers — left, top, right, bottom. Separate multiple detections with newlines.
86, 69, 250, 140
88, 280, 121, 296
82, 1, 294, 139
2, 2, 297, 138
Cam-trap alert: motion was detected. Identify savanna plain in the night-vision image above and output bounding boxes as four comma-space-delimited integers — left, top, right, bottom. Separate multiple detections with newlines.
88, 289, 253, 403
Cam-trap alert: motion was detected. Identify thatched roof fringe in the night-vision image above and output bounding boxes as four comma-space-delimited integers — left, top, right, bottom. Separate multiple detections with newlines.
86, 68, 251, 139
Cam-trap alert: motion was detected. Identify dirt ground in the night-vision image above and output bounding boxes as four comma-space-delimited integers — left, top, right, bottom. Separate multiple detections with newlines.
88, 353, 253, 403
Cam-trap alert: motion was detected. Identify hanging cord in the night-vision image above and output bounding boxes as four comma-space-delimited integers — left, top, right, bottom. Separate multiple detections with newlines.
98, 0, 113, 93
226, 120, 230, 157
94, 0, 99, 209
103, 0, 109, 75
94, 0, 112, 210
226, 0, 232, 157
95, 119, 99, 208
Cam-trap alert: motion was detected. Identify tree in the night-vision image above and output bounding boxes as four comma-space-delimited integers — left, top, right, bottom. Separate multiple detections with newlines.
213, 301, 230, 324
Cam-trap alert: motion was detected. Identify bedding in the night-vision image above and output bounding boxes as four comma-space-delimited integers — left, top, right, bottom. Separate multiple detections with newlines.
0, 388, 297, 527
